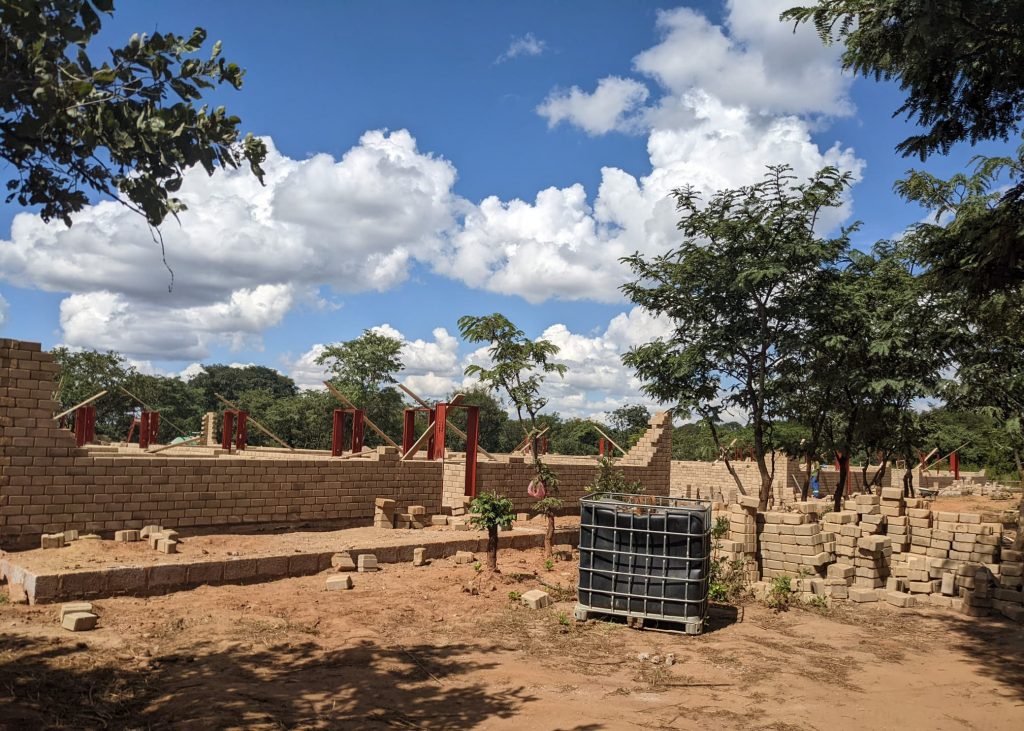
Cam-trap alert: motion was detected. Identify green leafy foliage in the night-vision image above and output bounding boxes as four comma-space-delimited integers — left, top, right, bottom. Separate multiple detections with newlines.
468, 491, 515, 532
316, 330, 405, 447
782, 1, 1024, 160
585, 456, 644, 496
765, 575, 794, 611
1, 0, 266, 229
622, 165, 855, 509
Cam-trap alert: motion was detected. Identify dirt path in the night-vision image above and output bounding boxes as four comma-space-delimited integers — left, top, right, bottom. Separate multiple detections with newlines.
2, 547, 1023, 730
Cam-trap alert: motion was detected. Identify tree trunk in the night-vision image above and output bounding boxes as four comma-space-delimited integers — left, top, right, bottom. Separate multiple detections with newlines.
903, 467, 914, 497
832, 451, 849, 512
871, 455, 889, 489
801, 455, 812, 502
545, 513, 555, 556
487, 525, 499, 571
861, 463, 871, 492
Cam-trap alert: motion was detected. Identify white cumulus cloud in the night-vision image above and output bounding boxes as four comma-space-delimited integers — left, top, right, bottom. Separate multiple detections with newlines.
496, 32, 547, 63
0, 293, 8, 329
537, 76, 650, 135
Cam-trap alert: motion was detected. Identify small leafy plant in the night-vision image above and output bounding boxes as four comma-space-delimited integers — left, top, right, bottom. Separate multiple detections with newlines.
544, 558, 555, 571
766, 575, 794, 611
586, 456, 645, 495
508, 590, 522, 602
469, 491, 516, 571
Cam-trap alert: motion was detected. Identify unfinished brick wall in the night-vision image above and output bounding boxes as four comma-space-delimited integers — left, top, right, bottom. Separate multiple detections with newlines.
442, 411, 674, 512
670, 454, 804, 506
0, 339, 676, 549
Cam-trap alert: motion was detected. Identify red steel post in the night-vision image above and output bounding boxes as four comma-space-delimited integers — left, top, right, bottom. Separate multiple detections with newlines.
235, 411, 249, 450
402, 409, 416, 455
139, 411, 151, 450
950, 451, 960, 480
331, 409, 345, 456
431, 403, 448, 460
464, 405, 479, 497
84, 406, 96, 445
221, 411, 235, 451
148, 411, 161, 445
351, 410, 365, 453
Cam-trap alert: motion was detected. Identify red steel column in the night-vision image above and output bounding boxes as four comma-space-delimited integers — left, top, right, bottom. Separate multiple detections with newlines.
431, 403, 447, 460
402, 409, 416, 455
331, 409, 345, 456
464, 405, 479, 497
351, 410, 365, 453
148, 411, 161, 445
84, 406, 96, 445
221, 411, 235, 451
235, 411, 249, 450
139, 411, 151, 450
950, 451, 960, 480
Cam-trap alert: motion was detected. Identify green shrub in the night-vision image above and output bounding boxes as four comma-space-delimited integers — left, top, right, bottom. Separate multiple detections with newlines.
766, 575, 794, 611
585, 456, 645, 495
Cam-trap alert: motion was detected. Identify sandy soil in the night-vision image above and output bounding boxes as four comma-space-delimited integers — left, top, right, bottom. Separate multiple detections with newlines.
2, 546, 1023, 730
3, 515, 580, 575
930, 493, 1020, 517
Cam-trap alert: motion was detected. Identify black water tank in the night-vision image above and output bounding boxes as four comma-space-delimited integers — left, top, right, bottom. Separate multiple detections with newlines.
577, 493, 711, 632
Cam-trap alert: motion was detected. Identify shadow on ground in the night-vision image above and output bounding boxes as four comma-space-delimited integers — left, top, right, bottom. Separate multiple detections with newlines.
0, 633, 536, 729
928, 610, 1024, 702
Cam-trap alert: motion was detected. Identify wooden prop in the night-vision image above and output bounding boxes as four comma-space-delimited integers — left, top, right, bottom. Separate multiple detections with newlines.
398, 383, 495, 460
322, 381, 400, 450
214, 393, 293, 450
54, 390, 107, 421
148, 436, 200, 454
118, 386, 189, 437
589, 422, 627, 456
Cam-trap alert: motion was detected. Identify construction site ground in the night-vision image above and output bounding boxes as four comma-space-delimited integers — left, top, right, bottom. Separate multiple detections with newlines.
2, 540, 1023, 730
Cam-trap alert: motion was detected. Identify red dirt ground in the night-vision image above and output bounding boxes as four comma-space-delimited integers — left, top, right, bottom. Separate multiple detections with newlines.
2, 545, 1023, 730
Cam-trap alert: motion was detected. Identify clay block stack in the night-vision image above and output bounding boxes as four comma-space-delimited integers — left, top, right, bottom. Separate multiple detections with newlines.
373, 498, 396, 529
992, 548, 1024, 622
823, 510, 859, 598
758, 512, 832, 580
854, 494, 886, 536
854, 535, 891, 590
725, 498, 760, 582
879, 487, 909, 553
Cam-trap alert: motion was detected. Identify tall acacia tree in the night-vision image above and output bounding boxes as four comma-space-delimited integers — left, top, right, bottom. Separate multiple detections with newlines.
622, 165, 854, 510
458, 314, 566, 554
1, 0, 266, 245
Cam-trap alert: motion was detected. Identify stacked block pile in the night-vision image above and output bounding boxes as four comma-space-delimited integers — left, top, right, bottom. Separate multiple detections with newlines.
759, 511, 833, 580
888, 506, 1003, 612
373, 499, 432, 530
373, 499, 396, 528
822, 509, 858, 598
721, 496, 760, 582
992, 548, 1024, 621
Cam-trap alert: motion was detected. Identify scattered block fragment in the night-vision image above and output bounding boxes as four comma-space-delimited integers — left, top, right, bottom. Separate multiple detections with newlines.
140, 525, 162, 538
357, 554, 378, 572
114, 529, 140, 542
413, 547, 426, 567
325, 575, 354, 591
62, 530, 79, 542
849, 587, 879, 603
431, 515, 449, 526
884, 591, 916, 608
522, 589, 551, 609
454, 551, 475, 565
157, 539, 178, 554
61, 612, 98, 632
59, 602, 93, 620
553, 545, 573, 561
331, 552, 356, 572
40, 533, 65, 549
148, 533, 166, 549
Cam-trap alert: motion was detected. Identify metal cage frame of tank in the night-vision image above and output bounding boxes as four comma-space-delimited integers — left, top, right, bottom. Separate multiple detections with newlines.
575, 492, 712, 635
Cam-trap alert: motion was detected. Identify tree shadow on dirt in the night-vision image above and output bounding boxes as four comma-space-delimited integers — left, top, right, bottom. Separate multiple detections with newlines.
0, 632, 537, 729
924, 611, 1024, 702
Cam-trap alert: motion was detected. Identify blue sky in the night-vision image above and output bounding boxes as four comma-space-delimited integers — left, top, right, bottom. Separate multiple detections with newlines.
0, 1, 1015, 417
